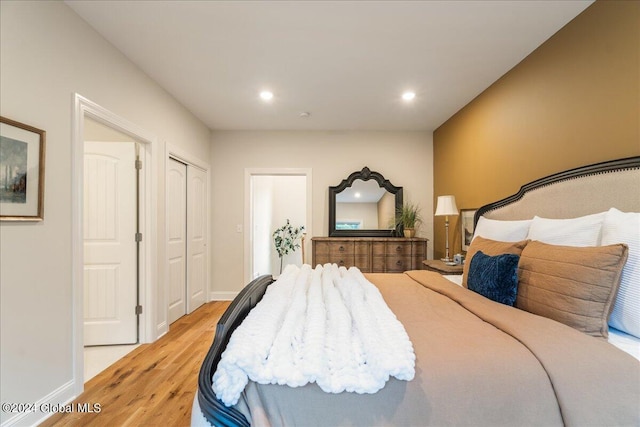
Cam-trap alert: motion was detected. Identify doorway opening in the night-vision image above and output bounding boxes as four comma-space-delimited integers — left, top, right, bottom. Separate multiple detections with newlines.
83, 119, 139, 346
82, 118, 142, 382
245, 169, 312, 283
72, 94, 158, 394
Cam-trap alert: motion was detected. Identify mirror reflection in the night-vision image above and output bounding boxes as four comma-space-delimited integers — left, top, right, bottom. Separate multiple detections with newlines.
335, 179, 395, 230
328, 166, 402, 237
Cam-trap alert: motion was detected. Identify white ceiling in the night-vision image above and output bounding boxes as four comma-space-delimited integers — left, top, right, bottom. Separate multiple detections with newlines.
66, 0, 593, 132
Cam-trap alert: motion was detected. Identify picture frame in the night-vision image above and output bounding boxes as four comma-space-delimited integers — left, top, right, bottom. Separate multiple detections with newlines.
1, 116, 46, 221
460, 208, 477, 252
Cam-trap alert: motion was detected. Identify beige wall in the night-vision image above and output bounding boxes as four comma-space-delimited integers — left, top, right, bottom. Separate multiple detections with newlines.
210, 130, 433, 294
0, 2, 210, 424
432, 0, 640, 259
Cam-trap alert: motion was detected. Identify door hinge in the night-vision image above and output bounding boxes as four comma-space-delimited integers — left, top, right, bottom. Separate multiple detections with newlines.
135, 159, 143, 170
135, 305, 143, 315
135, 232, 143, 242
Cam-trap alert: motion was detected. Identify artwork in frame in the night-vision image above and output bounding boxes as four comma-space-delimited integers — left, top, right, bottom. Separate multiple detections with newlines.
0, 116, 46, 221
460, 209, 477, 252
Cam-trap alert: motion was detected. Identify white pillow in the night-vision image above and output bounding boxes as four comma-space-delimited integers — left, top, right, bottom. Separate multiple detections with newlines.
526, 212, 606, 247
601, 208, 640, 339
473, 217, 532, 242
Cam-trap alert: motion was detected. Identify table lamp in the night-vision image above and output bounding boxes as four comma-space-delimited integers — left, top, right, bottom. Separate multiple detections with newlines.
435, 195, 458, 262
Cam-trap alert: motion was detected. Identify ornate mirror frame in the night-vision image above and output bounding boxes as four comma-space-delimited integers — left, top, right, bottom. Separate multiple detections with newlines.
329, 167, 403, 237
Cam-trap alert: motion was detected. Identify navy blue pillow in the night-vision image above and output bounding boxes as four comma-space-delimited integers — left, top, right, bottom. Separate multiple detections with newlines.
467, 251, 520, 306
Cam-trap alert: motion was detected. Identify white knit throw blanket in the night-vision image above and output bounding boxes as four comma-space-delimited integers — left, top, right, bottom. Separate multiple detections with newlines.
212, 263, 415, 407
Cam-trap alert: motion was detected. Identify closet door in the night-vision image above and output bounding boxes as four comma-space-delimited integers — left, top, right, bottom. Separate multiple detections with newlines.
167, 158, 187, 324
187, 166, 207, 312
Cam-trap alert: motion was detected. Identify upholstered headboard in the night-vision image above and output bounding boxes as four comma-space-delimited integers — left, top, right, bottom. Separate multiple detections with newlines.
475, 157, 640, 225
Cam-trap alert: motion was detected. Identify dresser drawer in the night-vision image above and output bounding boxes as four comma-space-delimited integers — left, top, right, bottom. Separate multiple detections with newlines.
387, 242, 412, 256
386, 255, 412, 272
329, 241, 354, 256
334, 256, 355, 268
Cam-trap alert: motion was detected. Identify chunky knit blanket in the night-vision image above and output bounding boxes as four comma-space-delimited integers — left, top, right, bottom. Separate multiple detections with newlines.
212, 263, 415, 407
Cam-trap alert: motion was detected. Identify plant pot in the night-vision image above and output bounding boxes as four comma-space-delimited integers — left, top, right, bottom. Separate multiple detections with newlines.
403, 228, 416, 238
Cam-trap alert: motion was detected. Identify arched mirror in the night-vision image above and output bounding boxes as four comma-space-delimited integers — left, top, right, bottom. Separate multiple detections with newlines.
329, 167, 403, 237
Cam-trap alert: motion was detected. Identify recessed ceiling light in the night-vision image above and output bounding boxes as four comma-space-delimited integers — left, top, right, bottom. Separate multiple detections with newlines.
402, 91, 416, 102
260, 90, 274, 101
355, 192, 361, 198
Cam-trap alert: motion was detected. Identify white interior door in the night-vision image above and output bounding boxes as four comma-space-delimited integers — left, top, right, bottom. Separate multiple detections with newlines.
187, 166, 207, 312
167, 158, 187, 324
84, 141, 138, 346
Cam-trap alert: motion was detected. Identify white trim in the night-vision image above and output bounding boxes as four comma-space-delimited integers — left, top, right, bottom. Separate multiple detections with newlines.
71, 93, 158, 399
156, 321, 168, 340
0, 380, 74, 427
210, 291, 239, 301
243, 168, 313, 284
167, 143, 210, 172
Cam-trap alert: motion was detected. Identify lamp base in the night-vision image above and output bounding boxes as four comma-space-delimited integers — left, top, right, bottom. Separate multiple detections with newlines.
440, 257, 454, 263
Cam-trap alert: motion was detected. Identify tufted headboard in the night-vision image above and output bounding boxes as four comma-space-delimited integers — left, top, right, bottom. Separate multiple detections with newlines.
475, 157, 640, 225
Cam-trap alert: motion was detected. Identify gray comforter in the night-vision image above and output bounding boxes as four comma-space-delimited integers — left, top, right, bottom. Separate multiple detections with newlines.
233, 271, 640, 426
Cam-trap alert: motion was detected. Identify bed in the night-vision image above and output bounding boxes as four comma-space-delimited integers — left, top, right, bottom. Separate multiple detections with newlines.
193, 156, 640, 426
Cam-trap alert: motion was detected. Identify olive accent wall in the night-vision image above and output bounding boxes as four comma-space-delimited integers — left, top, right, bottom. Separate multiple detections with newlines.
432, 0, 639, 260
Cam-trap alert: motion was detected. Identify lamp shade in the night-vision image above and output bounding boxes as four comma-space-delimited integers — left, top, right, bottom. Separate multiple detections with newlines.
435, 195, 458, 216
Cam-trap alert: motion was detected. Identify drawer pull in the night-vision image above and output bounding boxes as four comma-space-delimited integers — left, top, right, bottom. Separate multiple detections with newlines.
396, 260, 403, 266
339, 260, 345, 265
339, 246, 345, 252
396, 246, 402, 252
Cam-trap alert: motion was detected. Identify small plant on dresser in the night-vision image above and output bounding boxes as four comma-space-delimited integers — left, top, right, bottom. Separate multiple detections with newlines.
395, 201, 422, 237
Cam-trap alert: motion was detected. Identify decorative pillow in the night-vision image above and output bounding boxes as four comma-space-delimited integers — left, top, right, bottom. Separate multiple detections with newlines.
462, 236, 529, 288
467, 251, 520, 306
601, 208, 640, 338
517, 241, 628, 338
473, 217, 532, 242
525, 212, 606, 247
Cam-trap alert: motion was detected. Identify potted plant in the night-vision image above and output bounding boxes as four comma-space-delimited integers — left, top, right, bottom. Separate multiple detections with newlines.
395, 201, 422, 238
273, 219, 305, 273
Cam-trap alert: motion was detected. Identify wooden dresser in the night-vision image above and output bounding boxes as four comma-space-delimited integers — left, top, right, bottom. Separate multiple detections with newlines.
311, 237, 428, 273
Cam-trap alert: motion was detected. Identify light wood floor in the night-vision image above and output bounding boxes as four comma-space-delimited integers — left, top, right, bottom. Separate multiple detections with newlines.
40, 301, 230, 427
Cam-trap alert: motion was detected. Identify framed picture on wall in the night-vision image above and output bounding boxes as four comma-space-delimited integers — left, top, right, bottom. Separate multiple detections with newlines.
460, 209, 477, 252
0, 116, 46, 221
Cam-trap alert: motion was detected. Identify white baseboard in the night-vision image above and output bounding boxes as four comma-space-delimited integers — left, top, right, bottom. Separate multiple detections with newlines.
156, 321, 168, 340
1, 379, 76, 427
209, 291, 238, 301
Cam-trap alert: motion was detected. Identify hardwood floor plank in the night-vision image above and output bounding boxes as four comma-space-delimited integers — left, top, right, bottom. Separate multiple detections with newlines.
39, 301, 230, 427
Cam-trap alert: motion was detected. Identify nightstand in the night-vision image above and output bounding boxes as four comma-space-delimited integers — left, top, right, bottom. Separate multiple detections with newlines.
422, 259, 464, 275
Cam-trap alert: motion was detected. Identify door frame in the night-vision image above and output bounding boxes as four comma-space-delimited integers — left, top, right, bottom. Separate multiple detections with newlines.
244, 168, 312, 284
72, 93, 158, 395
165, 144, 211, 321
